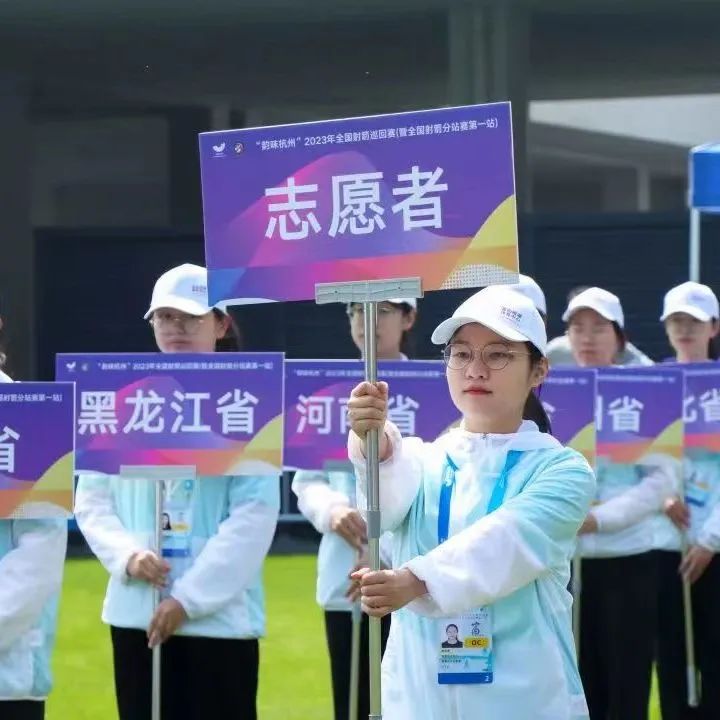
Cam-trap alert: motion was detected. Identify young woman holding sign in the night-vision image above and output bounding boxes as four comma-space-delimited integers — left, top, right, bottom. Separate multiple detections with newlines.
292, 298, 416, 720
564, 286, 677, 720
656, 281, 720, 720
75, 264, 279, 720
346, 285, 595, 720
0, 353, 67, 720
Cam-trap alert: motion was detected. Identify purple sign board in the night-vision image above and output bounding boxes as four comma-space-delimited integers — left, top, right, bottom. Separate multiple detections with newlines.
284, 360, 458, 469
596, 368, 684, 463
0, 382, 74, 519
199, 103, 518, 304
56, 353, 284, 475
541, 369, 597, 466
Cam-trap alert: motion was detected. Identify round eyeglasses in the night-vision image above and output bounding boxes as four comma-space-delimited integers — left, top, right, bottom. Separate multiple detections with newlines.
442, 341, 531, 370
149, 311, 207, 335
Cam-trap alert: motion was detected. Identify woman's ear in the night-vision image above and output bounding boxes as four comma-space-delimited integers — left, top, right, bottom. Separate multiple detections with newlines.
711, 319, 720, 338
402, 309, 417, 332
215, 313, 231, 340
530, 358, 549, 389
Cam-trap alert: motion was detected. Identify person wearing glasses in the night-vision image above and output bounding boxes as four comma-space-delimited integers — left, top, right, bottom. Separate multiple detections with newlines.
564, 287, 676, 720
292, 298, 417, 720
75, 264, 279, 720
345, 285, 595, 720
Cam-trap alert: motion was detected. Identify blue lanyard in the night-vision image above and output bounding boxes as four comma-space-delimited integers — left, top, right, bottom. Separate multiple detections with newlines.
438, 450, 523, 545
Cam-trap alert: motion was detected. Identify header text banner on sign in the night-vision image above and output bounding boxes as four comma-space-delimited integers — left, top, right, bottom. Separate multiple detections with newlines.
541, 368, 597, 467
284, 360, 459, 470
199, 103, 518, 304
55, 353, 284, 476
0, 382, 74, 519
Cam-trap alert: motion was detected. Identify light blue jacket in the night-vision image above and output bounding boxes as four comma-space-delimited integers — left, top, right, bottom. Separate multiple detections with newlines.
351, 420, 595, 720
0, 519, 67, 700
292, 468, 393, 611
655, 451, 720, 552
75, 472, 278, 638
579, 453, 679, 557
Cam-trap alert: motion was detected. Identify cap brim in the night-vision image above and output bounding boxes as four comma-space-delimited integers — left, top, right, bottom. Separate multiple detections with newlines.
388, 298, 418, 309
660, 304, 712, 322
431, 315, 528, 346
143, 295, 214, 320
562, 303, 617, 324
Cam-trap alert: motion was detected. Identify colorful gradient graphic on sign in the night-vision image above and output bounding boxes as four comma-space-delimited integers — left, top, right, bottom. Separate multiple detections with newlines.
542, 369, 597, 467
284, 360, 459, 469
200, 103, 518, 303
56, 353, 284, 475
0, 382, 74, 519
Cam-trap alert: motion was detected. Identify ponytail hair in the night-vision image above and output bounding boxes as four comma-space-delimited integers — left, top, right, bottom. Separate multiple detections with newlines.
213, 309, 243, 352
523, 342, 552, 434
709, 339, 719, 361
709, 322, 720, 360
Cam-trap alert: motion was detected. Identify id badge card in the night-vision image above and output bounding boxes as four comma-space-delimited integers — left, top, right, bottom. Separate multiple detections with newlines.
161, 477, 195, 595
685, 469, 711, 509
437, 608, 493, 685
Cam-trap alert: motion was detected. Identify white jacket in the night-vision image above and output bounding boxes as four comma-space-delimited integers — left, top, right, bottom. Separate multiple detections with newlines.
0, 519, 67, 701
75, 471, 278, 638
350, 420, 595, 720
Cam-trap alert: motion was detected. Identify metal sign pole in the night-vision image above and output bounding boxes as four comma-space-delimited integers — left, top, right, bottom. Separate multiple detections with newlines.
152, 478, 163, 720
316, 276, 422, 720
362, 300, 382, 720
120, 465, 196, 720
348, 590, 363, 720
681, 537, 700, 707
689, 208, 701, 283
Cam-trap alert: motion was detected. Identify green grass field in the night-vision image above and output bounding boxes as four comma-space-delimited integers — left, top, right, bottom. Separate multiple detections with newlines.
48, 556, 661, 719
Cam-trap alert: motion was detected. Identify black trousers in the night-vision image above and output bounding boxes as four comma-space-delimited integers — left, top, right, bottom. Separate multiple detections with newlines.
324, 611, 391, 720
579, 552, 658, 720
0, 702, 45, 720
111, 626, 259, 720
656, 550, 720, 720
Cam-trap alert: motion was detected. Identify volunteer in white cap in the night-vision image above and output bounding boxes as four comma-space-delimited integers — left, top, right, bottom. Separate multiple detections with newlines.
75, 264, 279, 720
0, 345, 66, 720
655, 281, 720, 720
547, 286, 653, 367
562, 287, 634, 368
345, 285, 595, 720
563, 287, 677, 719
661, 280, 720, 364
292, 297, 417, 720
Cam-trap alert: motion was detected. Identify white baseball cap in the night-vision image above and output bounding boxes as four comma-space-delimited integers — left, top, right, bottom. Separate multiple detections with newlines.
346, 297, 418, 312
660, 281, 719, 322
388, 298, 417, 309
562, 287, 624, 328
144, 264, 226, 319
431, 285, 548, 355
511, 274, 547, 315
